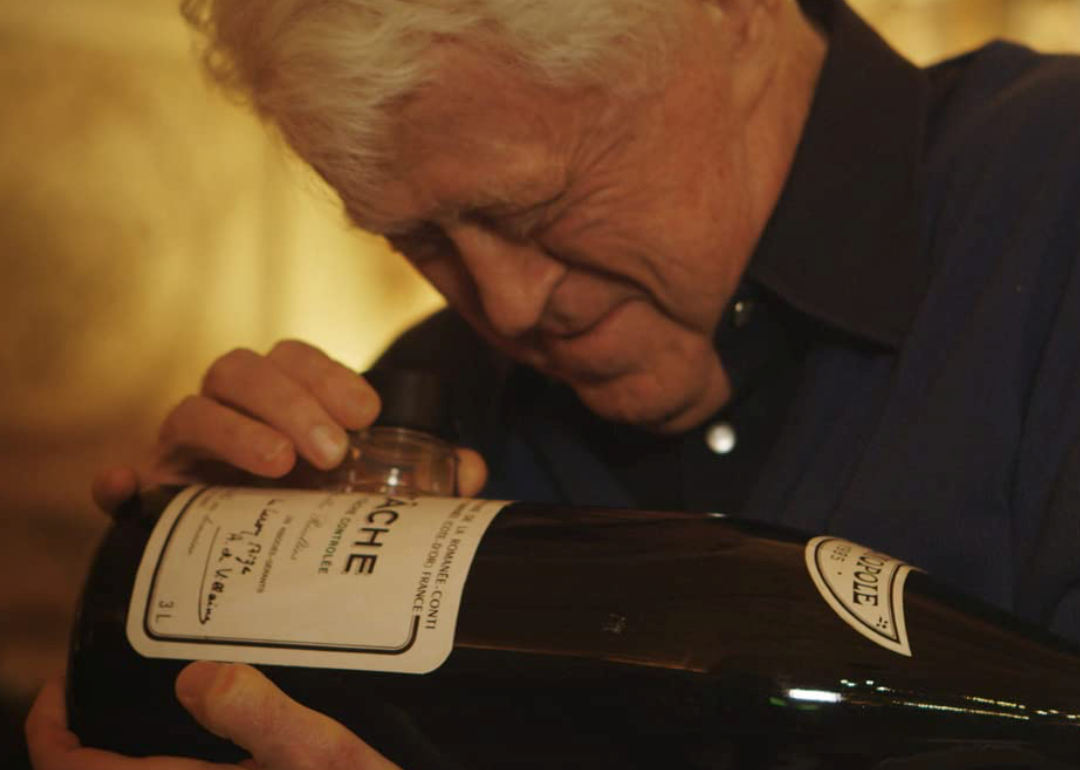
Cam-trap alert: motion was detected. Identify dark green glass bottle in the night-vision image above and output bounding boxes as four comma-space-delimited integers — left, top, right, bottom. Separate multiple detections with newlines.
67, 485, 1080, 770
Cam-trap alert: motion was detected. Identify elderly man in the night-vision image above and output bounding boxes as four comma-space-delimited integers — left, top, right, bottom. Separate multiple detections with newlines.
28, 0, 1080, 767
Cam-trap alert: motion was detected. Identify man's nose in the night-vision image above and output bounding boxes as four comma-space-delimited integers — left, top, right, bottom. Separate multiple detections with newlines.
444, 222, 566, 338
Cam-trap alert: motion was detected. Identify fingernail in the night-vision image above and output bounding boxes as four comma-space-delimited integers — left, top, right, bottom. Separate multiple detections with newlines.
310, 424, 347, 465
262, 438, 291, 463
175, 661, 223, 708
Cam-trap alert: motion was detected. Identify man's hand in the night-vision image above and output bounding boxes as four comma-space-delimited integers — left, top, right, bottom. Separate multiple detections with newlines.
92, 340, 488, 512
27, 662, 403, 770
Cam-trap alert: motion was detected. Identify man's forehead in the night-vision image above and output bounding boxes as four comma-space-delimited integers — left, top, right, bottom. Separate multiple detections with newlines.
399, 44, 549, 117
351, 48, 595, 234
392, 40, 601, 154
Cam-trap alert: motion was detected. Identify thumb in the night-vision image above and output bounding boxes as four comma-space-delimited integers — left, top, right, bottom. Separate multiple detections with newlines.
176, 661, 402, 770
454, 447, 488, 497
91, 466, 140, 514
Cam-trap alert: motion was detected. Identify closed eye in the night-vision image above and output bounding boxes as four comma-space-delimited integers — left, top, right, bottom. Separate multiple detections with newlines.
384, 189, 564, 255
385, 222, 454, 263
470, 197, 562, 243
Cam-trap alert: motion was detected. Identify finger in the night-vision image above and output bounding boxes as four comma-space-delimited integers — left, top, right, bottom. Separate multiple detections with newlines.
455, 447, 488, 497
26, 679, 80, 766
176, 662, 402, 770
91, 466, 140, 513
26, 678, 239, 770
201, 349, 350, 470
266, 340, 380, 430
159, 396, 296, 478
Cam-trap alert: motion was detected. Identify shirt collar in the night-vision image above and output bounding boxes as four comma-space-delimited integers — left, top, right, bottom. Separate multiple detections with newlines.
747, 0, 932, 349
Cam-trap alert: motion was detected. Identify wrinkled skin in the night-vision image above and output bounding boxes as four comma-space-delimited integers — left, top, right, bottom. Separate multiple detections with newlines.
28, 0, 827, 767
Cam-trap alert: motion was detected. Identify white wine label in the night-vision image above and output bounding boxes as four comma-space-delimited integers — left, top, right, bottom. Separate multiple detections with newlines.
805, 536, 915, 657
127, 486, 508, 674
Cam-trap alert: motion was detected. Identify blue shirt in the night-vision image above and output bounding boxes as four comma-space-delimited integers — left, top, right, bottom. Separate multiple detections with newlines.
377, 0, 1080, 643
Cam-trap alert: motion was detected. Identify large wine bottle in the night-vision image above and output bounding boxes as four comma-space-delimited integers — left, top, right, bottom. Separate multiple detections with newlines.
67, 485, 1080, 770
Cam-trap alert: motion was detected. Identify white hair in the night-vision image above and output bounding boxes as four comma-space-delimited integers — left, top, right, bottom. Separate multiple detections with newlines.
181, 0, 683, 224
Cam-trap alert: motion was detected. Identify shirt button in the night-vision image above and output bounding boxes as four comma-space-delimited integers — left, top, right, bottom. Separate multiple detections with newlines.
731, 299, 754, 328
705, 421, 737, 455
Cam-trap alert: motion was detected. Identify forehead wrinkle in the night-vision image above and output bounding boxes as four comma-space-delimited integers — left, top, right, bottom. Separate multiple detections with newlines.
405, 158, 563, 230
350, 179, 540, 237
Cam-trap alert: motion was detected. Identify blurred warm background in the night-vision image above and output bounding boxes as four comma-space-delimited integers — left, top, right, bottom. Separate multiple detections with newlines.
1, 0, 1078, 766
